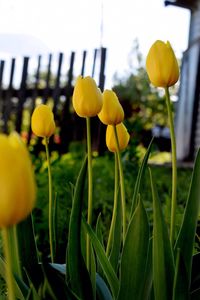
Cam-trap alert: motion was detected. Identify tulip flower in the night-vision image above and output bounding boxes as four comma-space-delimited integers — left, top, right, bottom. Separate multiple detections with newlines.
0, 132, 36, 228
106, 123, 130, 152
31, 104, 55, 138
98, 89, 124, 125
146, 40, 179, 88
72, 76, 103, 117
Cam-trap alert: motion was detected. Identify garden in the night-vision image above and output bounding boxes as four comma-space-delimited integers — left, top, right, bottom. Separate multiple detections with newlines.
0, 40, 200, 300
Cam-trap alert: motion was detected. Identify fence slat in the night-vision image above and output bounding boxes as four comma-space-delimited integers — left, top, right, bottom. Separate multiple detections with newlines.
27, 55, 41, 143
98, 47, 106, 91
43, 53, 52, 104
52, 52, 63, 118
81, 50, 87, 76
3, 58, 15, 133
91, 49, 97, 78
59, 51, 75, 153
15, 56, 29, 133
0, 60, 5, 124
96, 47, 107, 155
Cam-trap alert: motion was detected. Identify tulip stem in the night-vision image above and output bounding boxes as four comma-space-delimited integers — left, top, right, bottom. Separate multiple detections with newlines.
165, 87, 177, 245
106, 152, 119, 256
86, 117, 93, 272
113, 125, 126, 244
13, 225, 22, 280
1, 227, 15, 300
44, 137, 54, 263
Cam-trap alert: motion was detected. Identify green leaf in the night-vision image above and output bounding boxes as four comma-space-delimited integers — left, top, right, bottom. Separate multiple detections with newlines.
149, 168, 175, 300
172, 249, 189, 300
96, 273, 112, 300
16, 214, 42, 288
96, 214, 105, 250
175, 148, 200, 285
67, 155, 93, 300
82, 218, 119, 299
109, 193, 122, 274
117, 197, 150, 300
96, 214, 105, 278
130, 137, 154, 216
191, 253, 200, 293
42, 263, 80, 300
140, 238, 153, 300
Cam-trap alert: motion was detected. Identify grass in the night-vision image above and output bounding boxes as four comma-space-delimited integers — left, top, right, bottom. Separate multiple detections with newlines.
31, 143, 194, 261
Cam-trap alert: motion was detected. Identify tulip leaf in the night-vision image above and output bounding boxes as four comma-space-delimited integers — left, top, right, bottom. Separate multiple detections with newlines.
42, 263, 80, 300
149, 168, 175, 300
172, 248, 189, 300
96, 273, 112, 300
175, 148, 200, 285
16, 214, 42, 288
96, 214, 105, 250
140, 238, 153, 300
109, 193, 122, 274
117, 196, 150, 300
96, 214, 105, 278
191, 253, 200, 294
130, 137, 154, 216
67, 155, 93, 300
82, 217, 119, 299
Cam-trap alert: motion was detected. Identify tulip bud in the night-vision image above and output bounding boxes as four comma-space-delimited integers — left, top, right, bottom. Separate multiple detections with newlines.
146, 40, 179, 87
98, 90, 124, 125
31, 104, 55, 138
72, 76, 103, 117
106, 123, 130, 152
0, 132, 36, 227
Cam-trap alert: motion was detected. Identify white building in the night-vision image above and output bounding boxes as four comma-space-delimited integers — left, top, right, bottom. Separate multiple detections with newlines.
166, 0, 200, 161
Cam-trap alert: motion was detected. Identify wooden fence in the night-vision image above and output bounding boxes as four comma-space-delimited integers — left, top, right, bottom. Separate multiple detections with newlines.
0, 47, 107, 154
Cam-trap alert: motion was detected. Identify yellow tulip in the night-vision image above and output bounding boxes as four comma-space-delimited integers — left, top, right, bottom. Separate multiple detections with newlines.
146, 40, 179, 87
31, 104, 55, 138
98, 90, 124, 125
0, 132, 36, 227
72, 76, 103, 117
106, 123, 130, 152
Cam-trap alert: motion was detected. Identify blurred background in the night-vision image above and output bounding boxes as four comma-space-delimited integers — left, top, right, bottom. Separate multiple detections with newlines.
0, 0, 190, 87
0, 0, 197, 162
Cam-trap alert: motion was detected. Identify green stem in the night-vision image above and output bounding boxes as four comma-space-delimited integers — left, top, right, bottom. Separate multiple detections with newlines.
13, 226, 22, 279
165, 87, 177, 245
44, 137, 54, 263
1, 227, 15, 300
86, 117, 93, 272
106, 152, 119, 256
113, 125, 126, 243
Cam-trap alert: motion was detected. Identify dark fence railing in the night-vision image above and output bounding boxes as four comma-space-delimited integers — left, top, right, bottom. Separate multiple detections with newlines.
0, 47, 107, 154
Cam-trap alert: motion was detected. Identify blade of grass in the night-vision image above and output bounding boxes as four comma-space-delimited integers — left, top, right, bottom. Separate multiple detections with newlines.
0, 256, 27, 299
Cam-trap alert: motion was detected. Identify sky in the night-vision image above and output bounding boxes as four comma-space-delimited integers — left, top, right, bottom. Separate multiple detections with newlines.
0, 0, 191, 88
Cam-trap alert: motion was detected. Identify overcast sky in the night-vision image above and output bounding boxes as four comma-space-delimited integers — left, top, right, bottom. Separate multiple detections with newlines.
0, 0, 191, 88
